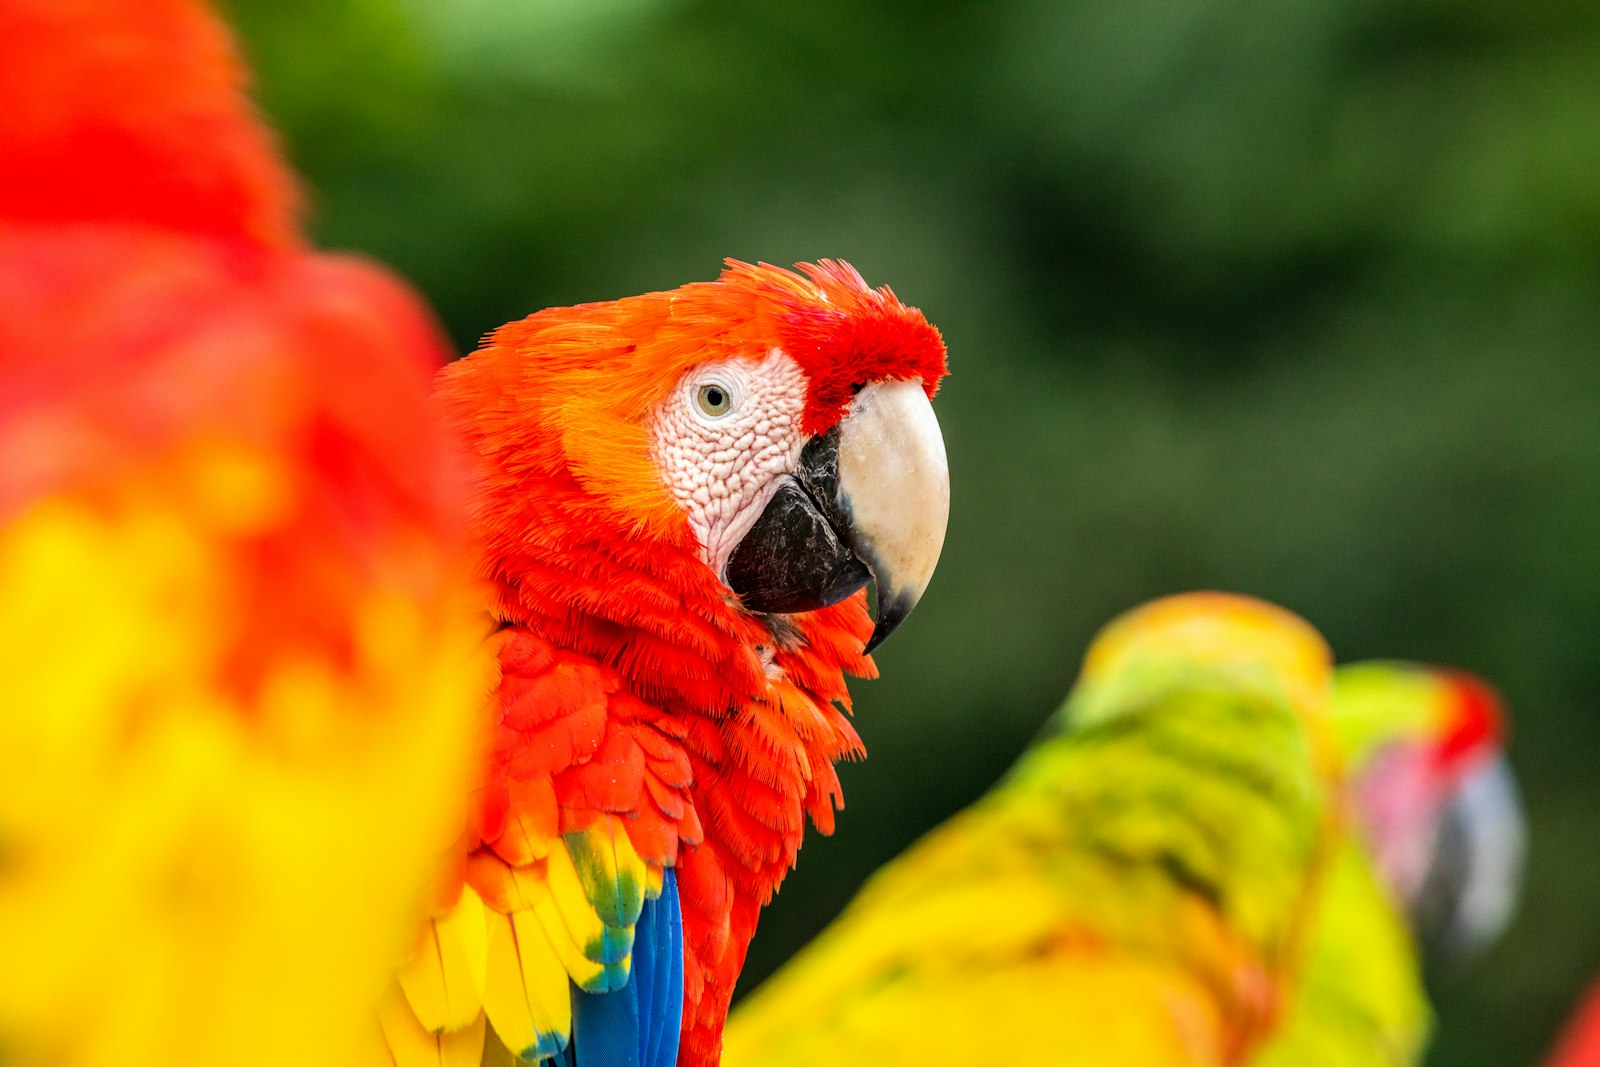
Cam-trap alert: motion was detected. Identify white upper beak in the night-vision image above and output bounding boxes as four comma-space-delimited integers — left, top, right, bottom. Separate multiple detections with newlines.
836, 379, 950, 651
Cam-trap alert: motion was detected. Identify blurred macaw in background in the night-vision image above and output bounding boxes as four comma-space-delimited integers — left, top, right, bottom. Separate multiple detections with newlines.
725, 606, 1528, 1067
1251, 662, 1524, 1067
726, 591, 1339, 1066
390, 258, 951, 1067
0, 1, 484, 1065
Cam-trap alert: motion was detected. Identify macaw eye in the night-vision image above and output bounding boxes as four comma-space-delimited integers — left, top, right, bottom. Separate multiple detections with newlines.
696, 383, 733, 417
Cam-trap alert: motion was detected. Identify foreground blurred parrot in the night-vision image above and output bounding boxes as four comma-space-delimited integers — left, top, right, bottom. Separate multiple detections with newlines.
378, 259, 952, 1067
725, 592, 1337, 1065
1251, 662, 1524, 1067
0, 1, 483, 1065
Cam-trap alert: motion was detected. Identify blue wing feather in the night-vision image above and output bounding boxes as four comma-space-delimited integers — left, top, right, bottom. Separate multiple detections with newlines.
645, 870, 683, 1067
562, 868, 683, 1067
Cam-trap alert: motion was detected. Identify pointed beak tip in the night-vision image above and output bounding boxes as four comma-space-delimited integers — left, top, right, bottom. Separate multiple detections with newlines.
862, 595, 913, 656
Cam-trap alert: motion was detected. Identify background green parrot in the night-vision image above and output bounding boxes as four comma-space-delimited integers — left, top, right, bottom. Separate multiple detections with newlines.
724, 591, 1339, 1066
725, 647, 1523, 1066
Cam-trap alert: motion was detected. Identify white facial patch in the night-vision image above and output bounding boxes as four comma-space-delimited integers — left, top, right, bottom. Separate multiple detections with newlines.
650, 350, 810, 578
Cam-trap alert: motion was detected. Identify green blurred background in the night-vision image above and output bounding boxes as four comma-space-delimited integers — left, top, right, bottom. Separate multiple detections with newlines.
223, 3, 1598, 1063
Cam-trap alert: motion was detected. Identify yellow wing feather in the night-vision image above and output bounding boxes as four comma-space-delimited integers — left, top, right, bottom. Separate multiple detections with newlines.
382, 815, 661, 1062
482, 910, 574, 1061
565, 816, 651, 923
377, 981, 487, 1067
396, 885, 490, 1033
544, 848, 625, 965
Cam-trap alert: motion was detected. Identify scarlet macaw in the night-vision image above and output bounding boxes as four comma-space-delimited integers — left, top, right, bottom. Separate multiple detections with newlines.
381, 260, 952, 1067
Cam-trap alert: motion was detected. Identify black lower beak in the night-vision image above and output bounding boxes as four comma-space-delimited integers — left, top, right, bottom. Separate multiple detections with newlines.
723, 380, 949, 654
724, 430, 870, 618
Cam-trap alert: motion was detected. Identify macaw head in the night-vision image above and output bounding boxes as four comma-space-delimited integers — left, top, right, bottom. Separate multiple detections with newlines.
1333, 662, 1525, 967
438, 259, 949, 656
1073, 591, 1335, 728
